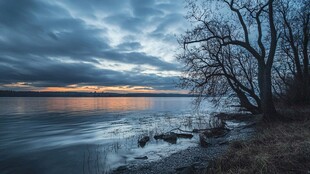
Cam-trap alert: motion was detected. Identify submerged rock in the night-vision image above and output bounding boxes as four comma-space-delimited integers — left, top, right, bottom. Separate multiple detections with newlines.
138, 136, 150, 147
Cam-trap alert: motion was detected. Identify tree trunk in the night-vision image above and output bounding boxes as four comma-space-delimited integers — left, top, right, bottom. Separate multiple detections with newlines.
259, 1, 280, 121
302, 15, 309, 104
258, 63, 279, 121
262, 69, 278, 121
225, 74, 262, 114
236, 90, 261, 114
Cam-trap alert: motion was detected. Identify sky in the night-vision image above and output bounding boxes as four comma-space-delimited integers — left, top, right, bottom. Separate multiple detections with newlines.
0, 0, 188, 93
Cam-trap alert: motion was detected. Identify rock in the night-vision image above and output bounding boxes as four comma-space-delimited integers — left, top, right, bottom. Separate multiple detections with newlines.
162, 132, 177, 144
203, 128, 229, 138
219, 141, 229, 145
175, 165, 195, 174
115, 166, 128, 172
199, 126, 230, 147
199, 133, 210, 148
138, 136, 150, 147
176, 133, 193, 139
154, 132, 177, 144
154, 132, 192, 144
154, 134, 163, 140
134, 156, 148, 160
192, 129, 199, 133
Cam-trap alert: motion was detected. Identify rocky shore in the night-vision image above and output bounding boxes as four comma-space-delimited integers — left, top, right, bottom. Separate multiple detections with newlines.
112, 113, 257, 174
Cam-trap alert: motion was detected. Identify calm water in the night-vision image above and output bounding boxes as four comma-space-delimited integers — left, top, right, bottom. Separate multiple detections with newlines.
0, 97, 222, 174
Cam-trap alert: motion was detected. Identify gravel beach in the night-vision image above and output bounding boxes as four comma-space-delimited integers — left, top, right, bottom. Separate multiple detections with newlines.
112, 114, 256, 174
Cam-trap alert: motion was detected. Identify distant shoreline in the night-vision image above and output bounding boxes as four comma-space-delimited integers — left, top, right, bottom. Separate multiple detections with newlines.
0, 90, 200, 98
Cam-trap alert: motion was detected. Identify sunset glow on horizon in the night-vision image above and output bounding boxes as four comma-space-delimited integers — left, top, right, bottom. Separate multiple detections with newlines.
38, 86, 187, 94
2, 82, 186, 94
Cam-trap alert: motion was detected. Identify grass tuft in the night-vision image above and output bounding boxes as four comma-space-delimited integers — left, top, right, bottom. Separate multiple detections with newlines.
207, 110, 310, 174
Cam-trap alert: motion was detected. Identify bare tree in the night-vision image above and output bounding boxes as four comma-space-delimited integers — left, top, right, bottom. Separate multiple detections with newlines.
178, 40, 261, 114
274, 0, 310, 104
179, 0, 282, 121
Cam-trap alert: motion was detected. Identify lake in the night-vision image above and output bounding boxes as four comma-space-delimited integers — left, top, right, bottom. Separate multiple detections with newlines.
0, 97, 227, 174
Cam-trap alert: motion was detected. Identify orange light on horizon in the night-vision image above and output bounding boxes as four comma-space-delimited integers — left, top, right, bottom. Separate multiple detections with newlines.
38, 85, 186, 94
1, 82, 187, 94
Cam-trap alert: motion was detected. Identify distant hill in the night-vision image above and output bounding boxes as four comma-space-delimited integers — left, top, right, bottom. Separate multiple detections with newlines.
0, 90, 197, 97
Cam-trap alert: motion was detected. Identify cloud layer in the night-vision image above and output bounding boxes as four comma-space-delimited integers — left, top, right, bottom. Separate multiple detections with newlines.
0, 0, 187, 92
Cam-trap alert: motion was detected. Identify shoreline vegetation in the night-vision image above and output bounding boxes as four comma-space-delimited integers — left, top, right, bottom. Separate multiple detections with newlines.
207, 106, 310, 174
113, 106, 310, 174
207, 108, 310, 174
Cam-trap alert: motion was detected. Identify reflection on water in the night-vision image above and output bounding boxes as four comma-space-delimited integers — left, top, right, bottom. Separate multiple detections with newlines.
44, 97, 155, 112
0, 97, 219, 174
1, 97, 161, 115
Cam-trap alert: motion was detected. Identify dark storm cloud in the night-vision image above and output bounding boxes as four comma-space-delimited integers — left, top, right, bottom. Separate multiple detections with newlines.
130, 0, 164, 18
101, 51, 178, 70
116, 42, 142, 51
0, 56, 177, 90
104, 13, 146, 33
0, 0, 185, 90
103, 0, 184, 34
61, 0, 128, 15
0, 0, 110, 63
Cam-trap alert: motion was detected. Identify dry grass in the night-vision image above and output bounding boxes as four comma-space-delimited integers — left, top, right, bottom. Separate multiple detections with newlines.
207, 110, 310, 174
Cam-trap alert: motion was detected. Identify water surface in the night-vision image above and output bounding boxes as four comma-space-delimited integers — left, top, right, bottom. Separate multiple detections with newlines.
0, 97, 220, 174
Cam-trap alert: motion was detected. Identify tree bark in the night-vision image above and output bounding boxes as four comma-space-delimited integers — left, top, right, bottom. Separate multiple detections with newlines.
302, 13, 309, 103
236, 89, 261, 114
258, 61, 278, 121
259, 0, 279, 121
261, 67, 278, 121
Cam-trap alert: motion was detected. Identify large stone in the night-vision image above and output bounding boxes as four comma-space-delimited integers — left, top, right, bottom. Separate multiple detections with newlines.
199, 127, 229, 147
154, 132, 177, 144
203, 128, 229, 138
138, 136, 150, 147
154, 132, 193, 144
199, 133, 210, 148
154, 134, 163, 140
162, 132, 177, 144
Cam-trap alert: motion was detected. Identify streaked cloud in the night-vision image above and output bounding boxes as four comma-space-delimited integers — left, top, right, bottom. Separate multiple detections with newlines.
0, 0, 187, 93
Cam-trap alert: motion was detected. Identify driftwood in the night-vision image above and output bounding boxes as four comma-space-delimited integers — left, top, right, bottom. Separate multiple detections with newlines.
175, 133, 193, 139
134, 156, 148, 160
139, 117, 232, 147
